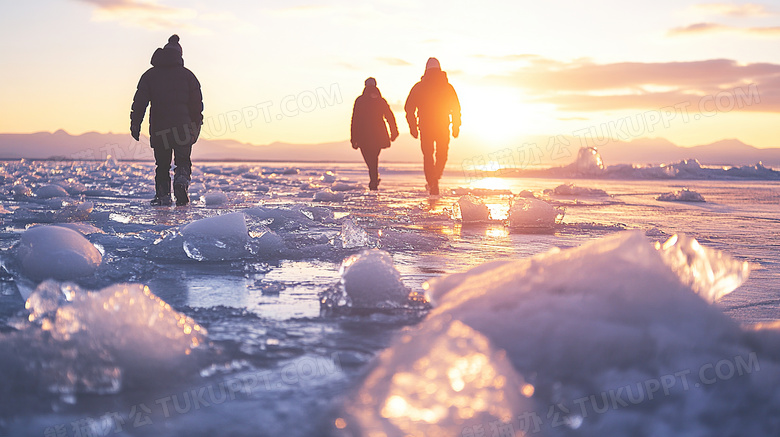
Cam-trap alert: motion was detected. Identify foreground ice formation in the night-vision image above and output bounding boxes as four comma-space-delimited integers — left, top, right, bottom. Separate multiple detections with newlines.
340, 217, 371, 249
323, 249, 411, 309
508, 198, 563, 228
338, 231, 771, 436
3, 281, 205, 396
657, 188, 706, 202
455, 195, 491, 223
16, 225, 102, 282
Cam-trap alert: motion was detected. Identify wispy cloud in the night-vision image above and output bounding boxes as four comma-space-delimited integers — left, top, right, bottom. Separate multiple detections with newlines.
695, 3, 776, 17
75, 0, 204, 32
376, 57, 412, 67
669, 22, 780, 36
493, 57, 780, 112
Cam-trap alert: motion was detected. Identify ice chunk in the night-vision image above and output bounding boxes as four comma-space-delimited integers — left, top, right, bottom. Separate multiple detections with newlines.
313, 189, 345, 202
181, 212, 250, 261
331, 181, 363, 192
11, 183, 32, 197
550, 183, 608, 197
657, 188, 705, 202
351, 231, 755, 435
202, 190, 229, 206
656, 233, 749, 302
340, 217, 370, 249
508, 197, 563, 228
336, 249, 409, 308
14, 280, 206, 395
35, 184, 69, 199
340, 318, 534, 436
16, 225, 102, 281
575, 146, 605, 175
454, 195, 491, 223
321, 171, 337, 183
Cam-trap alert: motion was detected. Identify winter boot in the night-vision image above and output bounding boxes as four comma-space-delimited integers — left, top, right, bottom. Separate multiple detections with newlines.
150, 194, 172, 206
174, 183, 189, 206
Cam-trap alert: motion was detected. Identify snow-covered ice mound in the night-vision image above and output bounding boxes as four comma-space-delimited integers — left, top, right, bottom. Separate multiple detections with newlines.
16, 225, 102, 282
454, 195, 491, 223
338, 231, 775, 436
2, 280, 206, 396
322, 249, 411, 310
657, 188, 706, 202
508, 198, 563, 228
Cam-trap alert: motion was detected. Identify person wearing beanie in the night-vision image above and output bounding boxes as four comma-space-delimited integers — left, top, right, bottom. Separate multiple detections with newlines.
404, 57, 461, 195
350, 77, 399, 190
130, 34, 203, 206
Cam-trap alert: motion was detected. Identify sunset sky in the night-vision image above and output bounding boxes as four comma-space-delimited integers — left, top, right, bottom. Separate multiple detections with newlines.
1, 0, 779, 158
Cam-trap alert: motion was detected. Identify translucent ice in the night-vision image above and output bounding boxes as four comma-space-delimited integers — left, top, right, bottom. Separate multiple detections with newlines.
16, 225, 102, 281
331, 181, 363, 192
550, 183, 608, 197
313, 189, 345, 202
335, 249, 410, 309
657, 188, 705, 202
340, 217, 370, 249
508, 197, 562, 228
344, 231, 759, 436
181, 212, 250, 261
575, 146, 605, 176
455, 195, 491, 223
12, 280, 206, 395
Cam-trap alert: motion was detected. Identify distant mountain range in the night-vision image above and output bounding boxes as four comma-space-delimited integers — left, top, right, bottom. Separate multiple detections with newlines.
1, 130, 778, 167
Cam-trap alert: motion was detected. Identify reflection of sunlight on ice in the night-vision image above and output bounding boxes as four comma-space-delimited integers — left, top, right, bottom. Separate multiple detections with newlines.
485, 226, 509, 239
486, 203, 509, 221
469, 177, 510, 191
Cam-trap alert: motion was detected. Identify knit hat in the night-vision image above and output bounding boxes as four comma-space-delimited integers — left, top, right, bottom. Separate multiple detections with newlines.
425, 57, 441, 71
164, 34, 182, 54
364, 77, 377, 87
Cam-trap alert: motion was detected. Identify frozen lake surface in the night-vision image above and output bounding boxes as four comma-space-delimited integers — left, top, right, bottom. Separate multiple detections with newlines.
0, 159, 778, 436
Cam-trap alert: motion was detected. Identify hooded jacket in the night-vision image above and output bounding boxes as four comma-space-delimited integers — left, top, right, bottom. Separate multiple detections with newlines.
131, 48, 203, 149
350, 86, 398, 150
404, 69, 461, 135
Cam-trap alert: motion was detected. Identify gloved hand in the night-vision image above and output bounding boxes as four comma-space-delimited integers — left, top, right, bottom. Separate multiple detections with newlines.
452, 125, 460, 138
390, 131, 399, 141
131, 125, 140, 141
410, 127, 418, 139
351, 141, 359, 150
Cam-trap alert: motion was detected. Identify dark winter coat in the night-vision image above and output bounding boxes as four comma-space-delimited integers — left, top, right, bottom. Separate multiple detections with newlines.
131, 48, 203, 149
404, 69, 461, 135
350, 86, 399, 150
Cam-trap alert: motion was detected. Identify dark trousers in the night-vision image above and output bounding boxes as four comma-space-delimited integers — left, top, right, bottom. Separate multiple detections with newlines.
360, 147, 381, 188
420, 130, 450, 185
153, 145, 192, 197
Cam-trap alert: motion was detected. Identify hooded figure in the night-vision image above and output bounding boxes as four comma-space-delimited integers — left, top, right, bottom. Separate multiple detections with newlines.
131, 34, 203, 206
404, 57, 461, 195
350, 77, 399, 190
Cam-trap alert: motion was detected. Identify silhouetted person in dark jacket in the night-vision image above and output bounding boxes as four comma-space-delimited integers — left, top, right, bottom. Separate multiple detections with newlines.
350, 77, 399, 190
131, 35, 203, 206
404, 57, 461, 195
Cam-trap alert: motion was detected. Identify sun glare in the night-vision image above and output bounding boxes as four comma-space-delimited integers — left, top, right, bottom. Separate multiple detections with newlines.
460, 86, 533, 145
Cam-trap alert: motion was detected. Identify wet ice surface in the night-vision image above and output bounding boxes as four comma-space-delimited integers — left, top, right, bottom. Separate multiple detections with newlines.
0, 159, 779, 436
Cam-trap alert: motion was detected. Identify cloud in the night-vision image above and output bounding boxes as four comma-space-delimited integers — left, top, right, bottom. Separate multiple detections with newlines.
695, 3, 776, 17
494, 57, 780, 112
376, 57, 412, 67
75, 0, 204, 32
669, 22, 780, 36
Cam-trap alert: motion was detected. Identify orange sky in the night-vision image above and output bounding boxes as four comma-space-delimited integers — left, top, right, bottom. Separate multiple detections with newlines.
1, 0, 779, 158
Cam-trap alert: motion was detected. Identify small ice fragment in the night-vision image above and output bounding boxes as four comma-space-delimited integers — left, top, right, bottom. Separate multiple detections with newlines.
508, 198, 562, 228
313, 189, 345, 202
203, 190, 229, 206
338, 249, 409, 308
656, 188, 705, 202
455, 195, 490, 223
340, 218, 370, 249
575, 146, 605, 175
321, 171, 337, 183
16, 225, 102, 281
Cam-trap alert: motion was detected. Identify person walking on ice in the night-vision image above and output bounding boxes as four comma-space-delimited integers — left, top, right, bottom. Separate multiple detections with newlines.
350, 77, 399, 191
404, 57, 461, 195
131, 34, 203, 206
